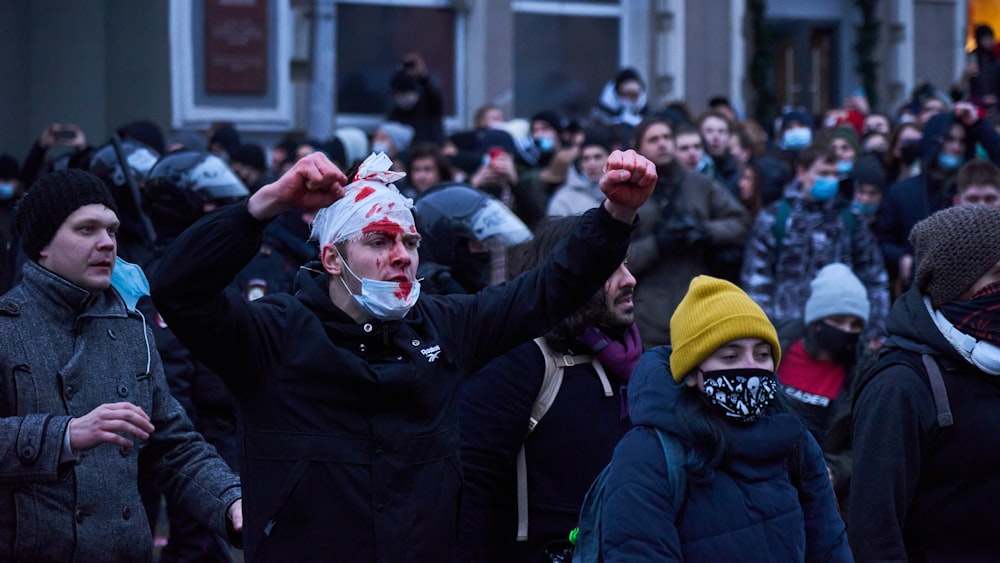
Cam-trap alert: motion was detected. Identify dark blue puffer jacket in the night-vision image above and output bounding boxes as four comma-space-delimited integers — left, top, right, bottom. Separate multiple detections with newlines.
876, 112, 1000, 274
598, 347, 852, 562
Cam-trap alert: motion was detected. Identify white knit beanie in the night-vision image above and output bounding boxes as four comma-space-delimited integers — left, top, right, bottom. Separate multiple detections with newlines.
803, 263, 871, 326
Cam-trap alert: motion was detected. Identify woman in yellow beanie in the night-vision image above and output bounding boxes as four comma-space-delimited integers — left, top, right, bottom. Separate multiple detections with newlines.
594, 276, 850, 561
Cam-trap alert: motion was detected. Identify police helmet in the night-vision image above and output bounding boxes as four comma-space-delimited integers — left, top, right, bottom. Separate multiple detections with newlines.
414, 183, 532, 269
87, 140, 160, 188
144, 150, 249, 237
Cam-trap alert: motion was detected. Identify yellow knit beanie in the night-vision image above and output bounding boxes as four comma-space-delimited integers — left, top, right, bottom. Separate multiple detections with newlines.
669, 276, 781, 381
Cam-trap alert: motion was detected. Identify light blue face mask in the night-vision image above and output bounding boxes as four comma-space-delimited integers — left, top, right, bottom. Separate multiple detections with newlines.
836, 160, 854, 175
0, 182, 15, 201
782, 128, 812, 150
338, 256, 420, 321
938, 153, 963, 171
535, 136, 555, 152
110, 256, 150, 311
851, 200, 879, 217
810, 176, 840, 202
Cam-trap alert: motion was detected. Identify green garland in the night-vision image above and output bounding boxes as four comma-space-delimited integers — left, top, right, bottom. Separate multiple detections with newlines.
854, 0, 881, 110
747, 0, 776, 125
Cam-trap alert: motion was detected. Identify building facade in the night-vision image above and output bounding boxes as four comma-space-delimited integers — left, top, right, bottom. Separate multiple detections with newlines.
0, 0, 980, 156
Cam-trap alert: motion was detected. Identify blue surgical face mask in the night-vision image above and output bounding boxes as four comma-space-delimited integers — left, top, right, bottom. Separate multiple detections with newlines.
810, 176, 840, 202
851, 200, 879, 217
0, 182, 14, 201
782, 127, 812, 150
535, 136, 555, 152
371, 142, 391, 156
338, 256, 420, 321
938, 153, 963, 171
837, 160, 854, 175
110, 256, 150, 311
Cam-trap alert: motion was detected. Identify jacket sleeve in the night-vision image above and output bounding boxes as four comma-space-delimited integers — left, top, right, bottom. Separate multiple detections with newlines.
600, 427, 683, 562
875, 181, 910, 273
739, 206, 779, 318
971, 117, 1000, 165
142, 332, 242, 543
703, 180, 751, 246
0, 412, 73, 485
418, 75, 445, 118
849, 216, 890, 340
796, 431, 853, 563
149, 201, 283, 393
454, 344, 545, 562
447, 204, 633, 373
848, 361, 935, 560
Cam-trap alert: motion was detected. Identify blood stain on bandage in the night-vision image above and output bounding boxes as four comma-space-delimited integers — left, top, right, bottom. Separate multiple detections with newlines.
363, 219, 404, 236
366, 203, 383, 218
355, 186, 376, 202
395, 282, 414, 299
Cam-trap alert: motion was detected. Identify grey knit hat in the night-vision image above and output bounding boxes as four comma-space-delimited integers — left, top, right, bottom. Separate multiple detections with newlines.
14, 169, 118, 262
910, 204, 1000, 307
378, 121, 415, 153
804, 263, 871, 325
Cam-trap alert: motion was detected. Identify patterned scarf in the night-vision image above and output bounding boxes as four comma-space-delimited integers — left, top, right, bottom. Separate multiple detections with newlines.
939, 280, 1000, 346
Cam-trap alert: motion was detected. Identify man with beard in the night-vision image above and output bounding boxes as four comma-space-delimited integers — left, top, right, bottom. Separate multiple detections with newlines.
626, 116, 750, 348
455, 215, 640, 563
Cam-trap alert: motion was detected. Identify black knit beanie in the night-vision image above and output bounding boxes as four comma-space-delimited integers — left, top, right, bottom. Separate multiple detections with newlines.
910, 204, 1000, 307
14, 169, 118, 261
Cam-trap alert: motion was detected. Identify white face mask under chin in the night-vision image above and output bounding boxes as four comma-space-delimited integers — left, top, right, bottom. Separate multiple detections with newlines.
338, 255, 420, 321
926, 297, 1000, 376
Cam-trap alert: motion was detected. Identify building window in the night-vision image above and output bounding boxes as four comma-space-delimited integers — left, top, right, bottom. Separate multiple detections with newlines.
512, 1, 621, 119
335, 2, 456, 117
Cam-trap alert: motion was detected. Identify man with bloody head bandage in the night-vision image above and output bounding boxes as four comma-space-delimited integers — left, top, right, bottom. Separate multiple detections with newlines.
150, 150, 656, 561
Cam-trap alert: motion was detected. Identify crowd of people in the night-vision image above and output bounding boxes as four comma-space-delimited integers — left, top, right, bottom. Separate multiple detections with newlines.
4, 32, 1000, 561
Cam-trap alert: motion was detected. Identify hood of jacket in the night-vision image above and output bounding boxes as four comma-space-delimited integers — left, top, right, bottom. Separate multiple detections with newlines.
561, 164, 603, 197
920, 111, 976, 169
627, 346, 802, 476
884, 286, 965, 362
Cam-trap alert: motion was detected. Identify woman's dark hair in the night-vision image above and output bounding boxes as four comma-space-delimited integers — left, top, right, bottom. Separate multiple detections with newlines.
406, 142, 453, 183
739, 162, 764, 219
883, 121, 922, 183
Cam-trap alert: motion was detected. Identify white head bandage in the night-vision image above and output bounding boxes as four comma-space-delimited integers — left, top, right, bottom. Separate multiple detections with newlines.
311, 153, 415, 246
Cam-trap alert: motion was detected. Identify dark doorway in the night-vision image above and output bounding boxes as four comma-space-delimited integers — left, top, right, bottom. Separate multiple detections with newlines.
769, 20, 840, 114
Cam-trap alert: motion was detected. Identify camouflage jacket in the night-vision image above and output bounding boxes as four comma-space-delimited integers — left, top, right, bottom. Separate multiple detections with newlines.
740, 184, 890, 340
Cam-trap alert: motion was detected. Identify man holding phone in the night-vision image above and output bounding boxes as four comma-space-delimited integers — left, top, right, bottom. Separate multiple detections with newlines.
387, 52, 445, 146
20, 123, 90, 190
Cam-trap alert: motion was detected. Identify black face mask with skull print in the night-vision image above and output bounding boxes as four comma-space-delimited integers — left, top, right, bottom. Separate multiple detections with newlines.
700, 368, 778, 424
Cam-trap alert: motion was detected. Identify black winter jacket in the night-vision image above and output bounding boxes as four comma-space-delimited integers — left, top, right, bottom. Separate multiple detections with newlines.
850, 287, 1000, 560
456, 339, 630, 562
149, 201, 633, 562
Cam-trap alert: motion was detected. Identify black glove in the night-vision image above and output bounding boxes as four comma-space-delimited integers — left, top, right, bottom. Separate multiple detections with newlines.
654, 213, 709, 255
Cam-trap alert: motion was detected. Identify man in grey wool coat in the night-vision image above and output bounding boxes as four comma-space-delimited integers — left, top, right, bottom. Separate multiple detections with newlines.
0, 169, 242, 562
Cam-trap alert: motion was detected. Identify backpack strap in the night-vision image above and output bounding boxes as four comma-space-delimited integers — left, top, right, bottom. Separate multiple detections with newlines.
771, 197, 791, 261
653, 429, 688, 523
569, 428, 688, 562
518, 338, 597, 541
922, 353, 953, 427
